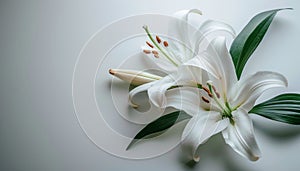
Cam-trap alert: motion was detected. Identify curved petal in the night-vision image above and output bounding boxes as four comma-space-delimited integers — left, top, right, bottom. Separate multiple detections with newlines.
165, 87, 217, 116
172, 9, 203, 46
148, 65, 207, 108
129, 81, 157, 107
205, 37, 238, 95
173, 9, 203, 22
181, 112, 229, 162
148, 76, 176, 108
168, 9, 203, 60
193, 20, 236, 54
222, 109, 261, 161
185, 37, 237, 96
229, 71, 288, 112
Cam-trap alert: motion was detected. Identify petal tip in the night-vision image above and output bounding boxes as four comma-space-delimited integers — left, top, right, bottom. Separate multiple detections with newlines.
193, 155, 200, 162
250, 155, 260, 162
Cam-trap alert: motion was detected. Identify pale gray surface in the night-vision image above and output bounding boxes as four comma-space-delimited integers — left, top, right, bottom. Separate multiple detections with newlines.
1, 0, 300, 170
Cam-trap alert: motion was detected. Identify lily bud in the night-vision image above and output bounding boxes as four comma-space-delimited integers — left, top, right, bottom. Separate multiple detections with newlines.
109, 69, 162, 86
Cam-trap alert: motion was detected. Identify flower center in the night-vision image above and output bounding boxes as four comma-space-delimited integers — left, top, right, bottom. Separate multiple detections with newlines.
200, 81, 235, 124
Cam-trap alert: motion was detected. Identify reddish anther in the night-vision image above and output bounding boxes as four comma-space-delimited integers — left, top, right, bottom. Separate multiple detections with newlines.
163, 41, 169, 47
143, 49, 151, 54
202, 96, 210, 103
146, 41, 154, 48
156, 35, 162, 43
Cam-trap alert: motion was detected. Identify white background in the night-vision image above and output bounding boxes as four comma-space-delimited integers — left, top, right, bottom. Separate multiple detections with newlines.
1, 0, 300, 170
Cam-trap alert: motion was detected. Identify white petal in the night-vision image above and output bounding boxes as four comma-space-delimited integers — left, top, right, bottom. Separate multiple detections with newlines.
205, 37, 238, 94
184, 37, 237, 96
148, 76, 176, 108
173, 9, 203, 21
129, 81, 157, 107
229, 71, 288, 112
181, 112, 229, 162
165, 87, 209, 116
193, 20, 236, 54
168, 9, 203, 60
147, 65, 208, 108
222, 109, 261, 161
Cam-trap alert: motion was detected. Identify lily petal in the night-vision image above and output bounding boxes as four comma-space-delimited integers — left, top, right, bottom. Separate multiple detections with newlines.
181, 112, 229, 162
169, 9, 203, 60
129, 81, 157, 107
185, 37, 237, 95
165, 87, 211, 116
148, 65, 206, 108
193, 20, 236, 54
222, 109, 261, 161
229, 71, 288, 112
148, 76, 176, 108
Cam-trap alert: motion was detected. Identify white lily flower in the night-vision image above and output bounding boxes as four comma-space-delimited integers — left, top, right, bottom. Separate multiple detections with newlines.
142, 37, 288, 162
141, 9, 235, 73
128, 9, 235, 106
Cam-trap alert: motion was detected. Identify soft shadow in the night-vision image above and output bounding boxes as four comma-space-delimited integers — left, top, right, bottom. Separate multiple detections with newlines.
178, 134, 263, 171
254, 120, 300, 141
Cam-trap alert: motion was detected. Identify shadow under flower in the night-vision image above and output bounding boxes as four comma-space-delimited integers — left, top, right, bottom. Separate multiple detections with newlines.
178, 134, 262, 171
253, 117, 300, 142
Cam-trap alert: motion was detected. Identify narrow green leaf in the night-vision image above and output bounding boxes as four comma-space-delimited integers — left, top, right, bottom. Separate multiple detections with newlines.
250, 93, 300, 125
230, 8, 292, 79
126, 111, 191, 150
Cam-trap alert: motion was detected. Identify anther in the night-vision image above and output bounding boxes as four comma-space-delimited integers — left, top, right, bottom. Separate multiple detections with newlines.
208, 93, 213, 98
143, 49, 151, 54
202, 86, 210, 94
153, 54, 159, 58
216, 92, 220, 99
163, 41, 169, 47
156, 35, 161, 43
202, 96, 210, 103
212, 85, 217, 92
152, 50, 159, 55
146, 41, 154, 48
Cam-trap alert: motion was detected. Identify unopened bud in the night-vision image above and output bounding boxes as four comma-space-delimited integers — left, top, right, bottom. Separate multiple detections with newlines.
109, 69, 162, 86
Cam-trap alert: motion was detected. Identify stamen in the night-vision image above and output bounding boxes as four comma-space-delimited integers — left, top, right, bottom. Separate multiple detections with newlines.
202, 96, 210, 103
156, 35, 161, 43
143, 49, 151, 54
208, 93, 213, 98
202, 86, 211, 94
216, 92, 221, 99
211, 85, 220, 98
163, 41, 169, 47
153, 54, 159, 58
212, 85, 217, 92
146, 41, 154, 48
152, 50, 159, 55
143, 25, 178, 66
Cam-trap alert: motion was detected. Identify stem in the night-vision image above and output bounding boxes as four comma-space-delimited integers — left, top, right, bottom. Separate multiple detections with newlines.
143, 26, 179, 67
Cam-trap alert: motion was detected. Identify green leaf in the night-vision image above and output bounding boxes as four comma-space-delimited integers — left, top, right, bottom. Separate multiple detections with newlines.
250, 93, 300, 125
230, 8, 292, 79
126, 111, 191, 150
